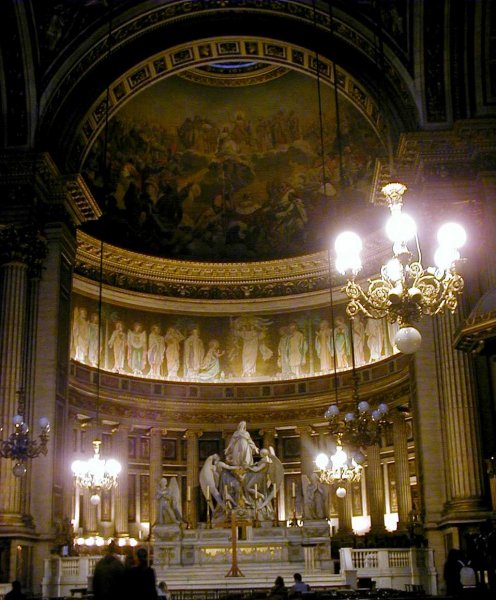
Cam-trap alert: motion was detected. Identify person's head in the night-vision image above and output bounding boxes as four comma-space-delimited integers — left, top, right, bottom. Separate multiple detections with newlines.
107, 540, 117, 555
158, 581, 168, 591
294, 573, 302, 583
136, 547, 148, 565
275, 576, 285, 587
11, 581, 21, 593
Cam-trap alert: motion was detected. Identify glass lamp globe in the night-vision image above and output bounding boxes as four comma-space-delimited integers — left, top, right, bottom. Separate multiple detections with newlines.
106, 459, 122, 476
434, 246, 460, 270
90, 494, 101, 506
358, 401, 370, 413
335, 231, 363, 256
39, 416, 50, 429
336, 486, 347, 498
386, 212, 417, 243
315, 453, 329, 470
336, 254, 362, 276
395, 326, 422, 354
437, 222, 466, 249
13, 414, 23, 426
325, 404, 340, 419
13, 462, 27, 477
385, 258, 403, 282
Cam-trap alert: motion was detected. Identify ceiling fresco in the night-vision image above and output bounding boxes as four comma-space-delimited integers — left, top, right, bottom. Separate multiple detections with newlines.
82, 68, 386, 261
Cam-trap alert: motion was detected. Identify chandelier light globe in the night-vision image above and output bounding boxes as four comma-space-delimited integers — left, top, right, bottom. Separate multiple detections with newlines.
335, 231, 363, 256
357, 400, 370, 413
386, 210, 417, 243
13, 462, 27, 478
39, 416, 50, 429
344, 412, 355, 422
377, 403, 389, 415
90, 494, 101, 506
395, 326, 422, 354
434, 246, 460, 271
330, 445, 348, 468
315, 452, 330, 470
325, 404, 340, 419
13, 414, 23, 426
352, 450, 365, 465
385, 258, 403, 282
336, 486, 347, 498
437, 222, 467, 249
336, 254, 362, 276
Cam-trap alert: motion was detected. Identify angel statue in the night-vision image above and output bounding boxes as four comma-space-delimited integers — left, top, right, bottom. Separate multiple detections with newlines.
156, 476, 182, 525
301, 472, 328, 520
244, 447, 284, 519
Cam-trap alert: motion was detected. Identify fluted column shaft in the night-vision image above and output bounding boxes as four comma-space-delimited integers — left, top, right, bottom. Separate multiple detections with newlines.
0, 261, 28, 523
298, 426, 315, 479
337, 483, 353, 533
434, 313, 485, 514
185, 430, 201, 527
392, 413, 412, 530
149, 428, 163, 527
365, 444, 385, 532
113, 427, 129, 537
83, 491, 98, 535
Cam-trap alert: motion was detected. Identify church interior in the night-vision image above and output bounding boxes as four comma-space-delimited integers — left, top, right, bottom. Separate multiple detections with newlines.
1, 0, 496, 597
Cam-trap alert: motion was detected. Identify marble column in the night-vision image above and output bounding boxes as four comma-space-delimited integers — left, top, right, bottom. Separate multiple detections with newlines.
185, 430, 201, 528
365, 444, 385, 533
434, 312, 486, 516
83, 491, 98, 535
298, 426, 316, 479
337, 483, 353, 533
113, 426, 129, 537
149, 428, 163, 527
392, 412, 412, 531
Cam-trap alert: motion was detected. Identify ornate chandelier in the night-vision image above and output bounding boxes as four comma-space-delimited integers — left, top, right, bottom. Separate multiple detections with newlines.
335, 183, 466, 353
0, 390, 50, 477
72, 440, 121, 505
315, 439, 363, 497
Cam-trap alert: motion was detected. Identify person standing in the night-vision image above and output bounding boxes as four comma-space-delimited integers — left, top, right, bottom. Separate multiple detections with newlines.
127, 547, 158, 600
443, 548, 463, 597
92, 541, 125, 600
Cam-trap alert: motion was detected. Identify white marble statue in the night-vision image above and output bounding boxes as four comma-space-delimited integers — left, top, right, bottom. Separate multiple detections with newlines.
156, 476, 182, 525
225, 420, 258, 466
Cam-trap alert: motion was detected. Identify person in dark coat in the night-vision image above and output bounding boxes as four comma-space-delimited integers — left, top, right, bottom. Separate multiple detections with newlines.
444, 548, 463, 597
268, 576, 287, 599
5, 581, 26, 600
127, 547, 158, 600
92, 540, 125, 600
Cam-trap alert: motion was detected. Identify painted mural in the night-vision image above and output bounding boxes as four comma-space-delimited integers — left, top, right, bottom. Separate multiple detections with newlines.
82, 70, 385, 260
71, 294, 399, 383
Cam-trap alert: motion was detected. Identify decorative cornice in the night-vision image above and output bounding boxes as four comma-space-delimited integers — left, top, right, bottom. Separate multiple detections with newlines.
68, 354, 412, 429
0, 224, 48, 274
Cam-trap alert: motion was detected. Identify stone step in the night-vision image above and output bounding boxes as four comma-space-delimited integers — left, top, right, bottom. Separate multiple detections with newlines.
155, 563, 344, 590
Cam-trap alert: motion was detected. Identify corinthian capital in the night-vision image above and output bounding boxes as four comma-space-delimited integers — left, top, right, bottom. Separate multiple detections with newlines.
0, 224, 48, 274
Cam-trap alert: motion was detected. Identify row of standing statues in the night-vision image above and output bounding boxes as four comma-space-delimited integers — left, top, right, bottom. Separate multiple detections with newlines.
154, 421, 328, 528
72, 308, 398, 381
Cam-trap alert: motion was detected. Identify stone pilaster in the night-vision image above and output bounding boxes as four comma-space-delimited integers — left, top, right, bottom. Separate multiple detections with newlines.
185, 430, 201, 527
365, 444, 385, 533
392, 412, 412, 531
113, 426, 129, 537
149, 428, 163, 527
434, 312, 486, 517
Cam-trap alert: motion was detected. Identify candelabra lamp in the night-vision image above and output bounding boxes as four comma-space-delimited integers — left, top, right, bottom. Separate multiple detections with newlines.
335, 183, 466, 353
315, 437, 363, 497
71, 440, 121, 505
0, 390, 50, 477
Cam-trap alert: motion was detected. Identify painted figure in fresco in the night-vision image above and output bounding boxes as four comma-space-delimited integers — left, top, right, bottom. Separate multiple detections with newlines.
164, 326, 184, 378
73, 307, 90, 363
277, 325, 291, 377
88, 312, 100, 367
233, 316, 273, 378
315, 319, 334, 372
108, 321, 127, 373
352, 315, 366, 366
148, 324, 166, 379
127, 322, 147, 376
286, 321, 307, 377
199, 339, 224, 381
366, 318, 385, 362
333, 316, 351, 369
225, 421, 259, 467
183, 327, 205, 378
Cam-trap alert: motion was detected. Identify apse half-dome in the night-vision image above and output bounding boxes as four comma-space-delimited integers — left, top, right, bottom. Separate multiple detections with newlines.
82, 62, 386, 261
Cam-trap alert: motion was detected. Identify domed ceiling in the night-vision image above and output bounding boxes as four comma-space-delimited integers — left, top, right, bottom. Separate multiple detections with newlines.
82, 62, 386, 261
